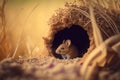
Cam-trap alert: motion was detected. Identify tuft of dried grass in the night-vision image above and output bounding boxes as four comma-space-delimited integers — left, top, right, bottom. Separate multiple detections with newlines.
0, 0, 12, 61
44, 0, 120, 57
0, 0, 120, 61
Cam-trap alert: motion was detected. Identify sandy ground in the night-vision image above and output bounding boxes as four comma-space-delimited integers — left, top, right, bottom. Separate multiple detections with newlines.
0, 56, 120, 80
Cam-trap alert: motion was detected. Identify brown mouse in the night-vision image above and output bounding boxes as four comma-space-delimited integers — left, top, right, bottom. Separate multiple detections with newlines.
55, 39, 79, 59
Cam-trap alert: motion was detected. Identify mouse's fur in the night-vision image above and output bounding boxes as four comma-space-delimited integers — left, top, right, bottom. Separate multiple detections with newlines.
55, 39, 79, 59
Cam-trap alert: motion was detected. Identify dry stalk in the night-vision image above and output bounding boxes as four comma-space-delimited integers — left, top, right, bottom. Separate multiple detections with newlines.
0, 0, 12, 61
89, 5, 103, 47
81, 34, 120, 80
77, 0, 120, 80
11, 2, 41, 59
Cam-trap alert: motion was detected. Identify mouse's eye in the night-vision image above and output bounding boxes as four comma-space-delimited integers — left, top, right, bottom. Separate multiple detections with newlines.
61, 48, 64, 50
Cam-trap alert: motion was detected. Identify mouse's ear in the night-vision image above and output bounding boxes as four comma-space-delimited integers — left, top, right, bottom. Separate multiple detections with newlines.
65, 39, 71, 47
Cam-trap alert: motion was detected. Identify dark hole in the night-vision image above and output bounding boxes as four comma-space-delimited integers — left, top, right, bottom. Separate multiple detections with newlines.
51, 25, 90, 59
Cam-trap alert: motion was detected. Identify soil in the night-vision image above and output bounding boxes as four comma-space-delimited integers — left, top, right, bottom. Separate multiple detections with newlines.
0, 57, 120, 80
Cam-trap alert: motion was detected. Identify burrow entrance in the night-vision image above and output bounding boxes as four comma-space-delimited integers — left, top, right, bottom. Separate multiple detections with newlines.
51, 25, 90, 59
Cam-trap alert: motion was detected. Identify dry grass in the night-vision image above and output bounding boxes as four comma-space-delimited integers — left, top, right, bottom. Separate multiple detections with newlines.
44, 0, 120, 58
0, 0, 120, 80
0, 0, 11, 61
0, 0, 43, 61
0, 0, 120, 61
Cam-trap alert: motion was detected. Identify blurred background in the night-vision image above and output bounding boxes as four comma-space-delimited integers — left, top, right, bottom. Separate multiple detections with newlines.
0, 0, 74, 59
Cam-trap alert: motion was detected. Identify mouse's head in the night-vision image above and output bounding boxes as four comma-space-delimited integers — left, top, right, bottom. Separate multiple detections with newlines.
55, 39, 71, 55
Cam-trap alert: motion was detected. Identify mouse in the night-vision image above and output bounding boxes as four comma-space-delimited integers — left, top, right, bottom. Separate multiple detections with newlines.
55, 39, 79, 59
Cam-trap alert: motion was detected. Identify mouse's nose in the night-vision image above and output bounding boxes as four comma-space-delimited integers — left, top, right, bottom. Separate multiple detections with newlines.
56, 49, 61, 54
56, 49, 59, 53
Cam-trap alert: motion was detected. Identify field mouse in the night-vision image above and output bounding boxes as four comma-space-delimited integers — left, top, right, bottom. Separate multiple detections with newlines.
55, 39, 79, 59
